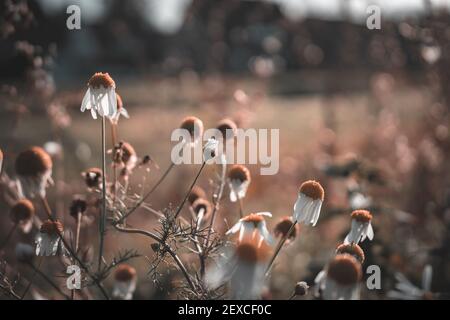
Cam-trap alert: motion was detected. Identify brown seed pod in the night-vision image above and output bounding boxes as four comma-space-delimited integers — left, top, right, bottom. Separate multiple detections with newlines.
114, 264, 137, 282
188, 185, 206, 205
191, 198, 212, 220
235, 239, 271, 263
273, 216, 298, 241
87, 72, 115, 88
327, 254, 362, 286
216, 118, 237, 139
350, 210, 372, 223
15, 147, 52, 177
10, 199, 35, 224
228, 164, 251, 183
299, 180, 324, 201
180, 116, 204, 140
336, 243, 365, 264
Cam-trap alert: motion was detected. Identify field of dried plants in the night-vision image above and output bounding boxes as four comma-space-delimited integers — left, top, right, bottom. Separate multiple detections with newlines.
1, 0, 450, 301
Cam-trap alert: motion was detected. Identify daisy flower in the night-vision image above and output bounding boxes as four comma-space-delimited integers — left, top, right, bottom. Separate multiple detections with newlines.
10, 199, 35, 234
35, 219, 64, 256
226, 212, 274, 246
81, 72, 117, 119
15, 146, 53, 198
205, 238, 271, 299
387, 265, 434, 300
293, 180, 324, 226
191, 198, 212, 227
112, 264, 137, 300
344, 210, 374, 245
180, 116, 204, 146
315, 254, 362, 300
227, 164, 251, 202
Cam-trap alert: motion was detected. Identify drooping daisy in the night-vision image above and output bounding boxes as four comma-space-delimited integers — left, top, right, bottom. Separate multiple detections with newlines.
205, 238, 271, 299
226, 212, 274, 246
293, 180, 324, 226
335, 243, 365, 264
344, 210, 374, 245
15, 146, 53, 198
112, 264, 137, 300
109, 93, 129, 124
191, 198, 212, 227
387, 265, 435, 300
81, 167, 103, 189
216, 118, 237, 141
315, 254, 362, 300
81, 72, 117, 119
273, 216, 299, 244
10, 199, 35, 234
228, 164, 251, 202
36, 219, 64, 256
179, 116, 204, 146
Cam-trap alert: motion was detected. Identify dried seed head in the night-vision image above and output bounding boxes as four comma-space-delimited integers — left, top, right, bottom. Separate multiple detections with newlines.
82, 167, 102, 188
191, 198, 212, 219
188, 185, 206, 204
15, 147, 52, 176
274, 216, 298, 240
180, 116, 204, 139
327, 254, 362, 286
235, 239, 271, 263
87, 72, 115, 89
141, 155, 151, 165
241, 213, 265, 224
228, 164, 251, 183
114, 264, 137, 282
299, 180, 324, 201
40, 219, 64, 235
294, 281, 309, 296
69, 197, 87, 218
350, 210, 372, 223
216, 118, 237, 138
10, 199, 35, 224
336, 243, 365, 264
151, 243, 160, 252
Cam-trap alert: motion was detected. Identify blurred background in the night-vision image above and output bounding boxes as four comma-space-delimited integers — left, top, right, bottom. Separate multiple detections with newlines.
1, 0, 450, 299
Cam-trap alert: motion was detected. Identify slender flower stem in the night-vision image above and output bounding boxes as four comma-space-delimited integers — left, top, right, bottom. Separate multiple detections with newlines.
0, 223, 17, 250
288, 292, 296, 300
265, 221, 297, 277
75, 212, 82, 252
238, 197, 244, 218
117, 162, 175, 224
204, 158, 227, 251
27, 262, 71, 300
113, 224, 196, 292
98, 116, 107, 270
41, 196, 53, 219
173, 162, 206, 220
41, 195, 110, 299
